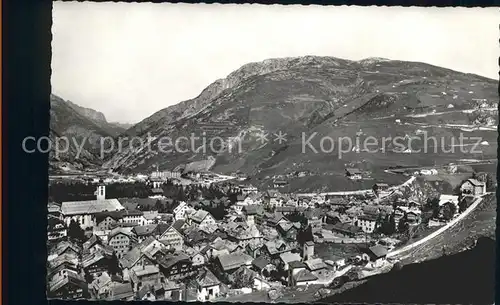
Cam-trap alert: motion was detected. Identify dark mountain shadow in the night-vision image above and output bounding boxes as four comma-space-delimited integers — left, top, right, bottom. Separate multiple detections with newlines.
319, 236, 496, 304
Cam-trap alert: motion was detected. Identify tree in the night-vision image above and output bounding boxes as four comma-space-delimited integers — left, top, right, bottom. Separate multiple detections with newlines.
485, 173, 494, 190
442, 202, 457, 221
67, 220, 86, 243
377, 214, 396, 235
426, 197, 440, 218
155, 200, 164, 212
398, 217, 409, 233
458, 198, 468, 213
107, 252, 121, 276
84, 270, 94, 283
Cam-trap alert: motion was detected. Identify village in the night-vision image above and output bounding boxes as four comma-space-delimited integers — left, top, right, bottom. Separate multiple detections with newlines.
46, 168, 490, 301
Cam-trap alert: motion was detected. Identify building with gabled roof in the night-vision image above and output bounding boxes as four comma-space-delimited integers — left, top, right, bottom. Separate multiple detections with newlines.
129, 264, 162, 292
196, 268, 221, 301
460, 178, 486, 196
216, 252, 253, 274
189, 209, 216, 228
108, 227, 137, 258
105, 282, 135, 301
291, 269, 319, 286
47, 269, 89, 300
61, 198, 125, 229
159, 224, 184, 250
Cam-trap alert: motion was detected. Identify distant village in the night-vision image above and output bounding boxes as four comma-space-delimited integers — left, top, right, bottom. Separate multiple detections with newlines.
47, 168, 489, 301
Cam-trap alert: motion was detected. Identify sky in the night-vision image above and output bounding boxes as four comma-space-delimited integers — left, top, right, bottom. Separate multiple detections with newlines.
51, 3, 498, 124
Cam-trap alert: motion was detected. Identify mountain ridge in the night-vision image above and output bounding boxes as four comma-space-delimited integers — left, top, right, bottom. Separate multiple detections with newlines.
51, 56, 498, 184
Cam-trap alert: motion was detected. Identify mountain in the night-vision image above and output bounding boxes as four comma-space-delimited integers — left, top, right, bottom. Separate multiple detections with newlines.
102, 56, 497, 190
319, 237, 495, 304
49, 94, 129, 172
65, 99, 128, 137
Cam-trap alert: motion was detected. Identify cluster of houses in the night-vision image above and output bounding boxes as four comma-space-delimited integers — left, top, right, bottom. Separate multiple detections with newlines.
47, 173, 488, 301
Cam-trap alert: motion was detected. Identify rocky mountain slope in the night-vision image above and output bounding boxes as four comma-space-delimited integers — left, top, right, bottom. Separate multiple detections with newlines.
101, 56, 497, 191
49, 94, 129, 171
64, 99, 128, 137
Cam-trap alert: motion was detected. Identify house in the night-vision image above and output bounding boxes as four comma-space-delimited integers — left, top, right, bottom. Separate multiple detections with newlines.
240, 185, 259, 196
372, 183, 390, 195
438, 194, 460, 215
133, 224, 158, 243
278, 252, 302, 271
48, 202, 63, 219
304, 258, 328, 278
47, 269, 89, 300
94, 211, 124, 232
246, 240, 263, 258
156, 280, 184, 301
129, 264, 163, 292
189, 210, 216, 228
186, 248, 206, 267
291, 269, 319, 286
366, 245, 388, 268
267, 212, 289, 227
345, 168, 362, 180
105, 282, 135, 301
324, 255, 347, 271
121, 210, 147, 226
143, 211, 160, 225
260, 240, 291, 265
196, 268, 221, 302
90, 272, 112, 299
108, 227, 138, 258
47, 215, 67, 241
173, 201, 190, 220
119, 238, 164, 281
273, 180, 288, 188
251, 257, 274, 276
329, 223, 362, 237
460, 179, 486, 196
200, 238, 231, 259
49, 240, 82, 261
159, 222, 184, 250
47, 254, 80, 280
137, 284, 156, 301
395, 206, 422, 225
253, 275, 272, 291
356, 214, 379, 233
82, 251, 111, 279
276, 222, 300, 241
306, 216, 323, 233
157, 251, 195, 281
216, 252, 253, 276
243, 205, 261, 226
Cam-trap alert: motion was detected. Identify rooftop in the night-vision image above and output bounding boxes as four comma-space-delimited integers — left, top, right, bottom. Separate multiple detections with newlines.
197, 269, 221, 288
61, 199, 125, 216
217, 253, 253, 271
293, 269, 318, 282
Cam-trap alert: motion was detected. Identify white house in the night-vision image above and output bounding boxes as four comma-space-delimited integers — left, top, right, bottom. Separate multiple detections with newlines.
189, 210, 216, 229
356, 214, 378, 233
460, 179, 486, 197
196, 269, 221, 302
173, 201, 190, 220
253, 276, 271, 291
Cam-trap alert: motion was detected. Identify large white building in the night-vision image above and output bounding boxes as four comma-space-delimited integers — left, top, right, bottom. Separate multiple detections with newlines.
61, 184, 125, 229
